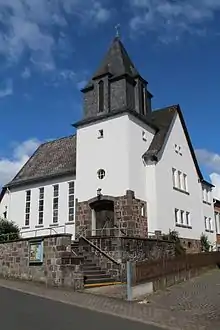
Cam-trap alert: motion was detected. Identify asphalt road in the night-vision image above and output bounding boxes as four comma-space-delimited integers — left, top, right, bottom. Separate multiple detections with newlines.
0, 286, 165, 330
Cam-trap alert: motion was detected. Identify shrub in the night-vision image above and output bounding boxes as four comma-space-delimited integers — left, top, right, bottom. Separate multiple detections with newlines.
0, 218, 20, 242
200, 233, 211, 252
162, 230, 185, 255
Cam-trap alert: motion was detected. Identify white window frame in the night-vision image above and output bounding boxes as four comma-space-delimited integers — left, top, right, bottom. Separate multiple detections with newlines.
175, 208, 191, 228
25, 190, 31, 227
186, 211, 190, 226
52, 185, 59, 224
38, 187, 44, 225
183, 174, 188, 192
177, 171, 182, 189
175, 208, 179, 224
172, 168, 177, 188
68, 181, 75, 223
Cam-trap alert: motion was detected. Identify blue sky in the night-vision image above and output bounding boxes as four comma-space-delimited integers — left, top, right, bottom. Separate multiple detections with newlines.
0, 0, 220, 195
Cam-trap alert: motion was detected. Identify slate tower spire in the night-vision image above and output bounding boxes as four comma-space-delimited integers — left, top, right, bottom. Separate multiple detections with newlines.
81, 37, 153, 120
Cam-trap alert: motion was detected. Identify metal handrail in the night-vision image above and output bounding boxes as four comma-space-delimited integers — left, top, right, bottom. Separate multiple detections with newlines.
20, 223, 74, 237
80, 235, 121, 266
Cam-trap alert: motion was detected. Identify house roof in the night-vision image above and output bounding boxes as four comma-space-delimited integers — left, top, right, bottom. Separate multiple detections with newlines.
6, 135, 76, 188
143, 104, 214, 187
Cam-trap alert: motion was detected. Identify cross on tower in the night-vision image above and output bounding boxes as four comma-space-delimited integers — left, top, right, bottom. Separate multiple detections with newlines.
115, 24, 121, 38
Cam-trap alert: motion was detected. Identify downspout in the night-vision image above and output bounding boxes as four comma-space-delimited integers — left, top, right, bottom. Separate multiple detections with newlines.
6, 187, 11, 221
213, 199, 218, 251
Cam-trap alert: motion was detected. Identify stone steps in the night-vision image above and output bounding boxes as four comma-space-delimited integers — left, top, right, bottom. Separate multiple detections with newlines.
71, 241, 117, 287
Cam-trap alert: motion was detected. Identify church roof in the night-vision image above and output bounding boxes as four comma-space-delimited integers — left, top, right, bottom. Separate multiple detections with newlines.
82, 37, 142, 91
6, 135, 76, 188
93, 37, 140, 79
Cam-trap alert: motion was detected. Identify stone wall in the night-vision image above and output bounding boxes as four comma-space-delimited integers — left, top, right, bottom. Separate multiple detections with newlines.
180, 237, 201, 253
77, 236, 175, 281
0, 234, 83, 290
216, 234, 220, 246
75, 190, 148, 238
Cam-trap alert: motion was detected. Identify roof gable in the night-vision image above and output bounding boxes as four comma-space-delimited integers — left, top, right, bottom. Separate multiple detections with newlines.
7, 135, 76, 188
143, 104, 213, 187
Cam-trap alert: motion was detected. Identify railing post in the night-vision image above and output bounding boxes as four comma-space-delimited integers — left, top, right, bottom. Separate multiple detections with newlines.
126, 260, 132, 301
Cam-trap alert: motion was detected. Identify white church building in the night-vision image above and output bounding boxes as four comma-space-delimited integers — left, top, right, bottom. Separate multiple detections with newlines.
0, 36, 216, 251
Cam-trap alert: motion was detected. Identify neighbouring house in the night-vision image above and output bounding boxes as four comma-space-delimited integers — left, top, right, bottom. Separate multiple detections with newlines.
214, 199, 220, 250
0, 36, 216, 250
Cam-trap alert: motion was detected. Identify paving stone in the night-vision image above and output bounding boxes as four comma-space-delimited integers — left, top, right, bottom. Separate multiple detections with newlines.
0, 269, 220, 329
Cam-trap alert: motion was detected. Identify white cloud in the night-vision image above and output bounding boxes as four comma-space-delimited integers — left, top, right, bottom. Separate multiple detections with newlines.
210, 172, 220, 200
196, 148, 220, 199
129, 0, 220, 42
0, 0, 111, 70
0, 138, 41, 186
21, 67, 31, 79
196, 149, 220, 173
76, 80, 87, 90
0, 79, 13, 98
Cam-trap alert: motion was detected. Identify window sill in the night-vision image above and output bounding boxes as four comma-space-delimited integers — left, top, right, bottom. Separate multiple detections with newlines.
49, 223, 59, 227
203, 200, 212, 206
65, 222, 75, 225
35, 225, 44, 228
205, 229, 214, 233
22, 226, 30, 230
176, 223, 192, 229
173, 187, 189, 195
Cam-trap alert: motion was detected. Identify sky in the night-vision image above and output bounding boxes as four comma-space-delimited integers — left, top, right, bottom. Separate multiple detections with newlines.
0, 0, 220, 197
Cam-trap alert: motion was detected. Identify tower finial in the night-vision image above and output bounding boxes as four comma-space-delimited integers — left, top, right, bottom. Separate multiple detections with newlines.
115, 24, 121, 38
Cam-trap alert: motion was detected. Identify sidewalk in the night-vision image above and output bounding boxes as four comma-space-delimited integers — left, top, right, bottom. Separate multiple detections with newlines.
0, 269, 220, 330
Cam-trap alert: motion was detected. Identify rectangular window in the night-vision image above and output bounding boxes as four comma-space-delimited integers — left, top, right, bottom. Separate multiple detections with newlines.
183, 174, 188, 192
38, 187, 44, 225
173, 168, 188, 193
175, 208, 179, 224
209, 218, 212, 231
180, 210, 184, 224
53, 185, 59, 224
186, 212, 190, 226
215, 212, 220, 233
172, 168, 176, 187
178, 171, 182, 189
25, 190, 31, 226
203, 187, 211, 204
204, 216, 208, 231
175, 208, 191, 228
68, 182, 75, 222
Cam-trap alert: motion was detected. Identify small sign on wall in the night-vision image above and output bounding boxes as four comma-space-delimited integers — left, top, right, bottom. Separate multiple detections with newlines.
29, 240, 44, 265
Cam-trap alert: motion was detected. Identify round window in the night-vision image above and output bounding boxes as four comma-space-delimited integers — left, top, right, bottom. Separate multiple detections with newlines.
97, 169, 106, 180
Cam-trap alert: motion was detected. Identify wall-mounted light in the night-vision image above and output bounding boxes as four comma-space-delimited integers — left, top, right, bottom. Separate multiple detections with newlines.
97, 188, 102, 198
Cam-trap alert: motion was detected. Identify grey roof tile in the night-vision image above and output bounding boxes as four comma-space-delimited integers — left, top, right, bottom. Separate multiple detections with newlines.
7, 135, 76, 187
143, 105, 177, 159
83, 37, 141, 90
93, 37, 140, 78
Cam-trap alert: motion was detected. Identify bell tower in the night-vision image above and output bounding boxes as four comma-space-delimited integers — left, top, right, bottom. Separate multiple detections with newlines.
80, 36, 153, 120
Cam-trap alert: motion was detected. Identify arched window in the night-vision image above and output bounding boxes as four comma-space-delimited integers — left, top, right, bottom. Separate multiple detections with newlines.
140, 83, 146, 115
98, 80, 104, 112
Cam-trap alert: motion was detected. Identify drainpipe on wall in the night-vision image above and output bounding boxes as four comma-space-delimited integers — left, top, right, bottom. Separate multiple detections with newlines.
213, 199, 218, 251
6, 187, 11, 221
